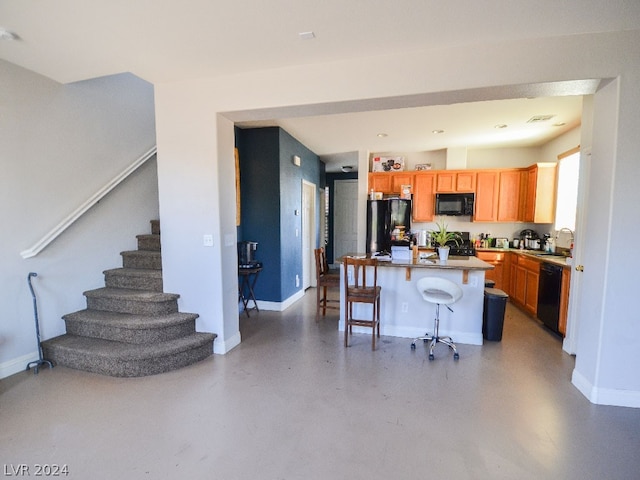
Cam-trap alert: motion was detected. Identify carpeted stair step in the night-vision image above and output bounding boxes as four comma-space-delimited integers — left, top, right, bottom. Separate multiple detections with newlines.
103, 268, 163, 292
84, 287, 179, 315
63, 309, 198, 344
151, 219, 160, 235
121, 250, 162, 270
136, 233, 161, 251
41, 332, 216, 377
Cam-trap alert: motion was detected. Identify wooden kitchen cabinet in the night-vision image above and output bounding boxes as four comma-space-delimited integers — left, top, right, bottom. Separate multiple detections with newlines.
412, 172, 436, 222
368, 172, 413, 194
523, 163, 557, 223
476, 250, 508, 291
436, 171, 476, 192
558, 267, 571, 336
368, 173, 392, 193
511, 254, 540, 316
391, 173, 413, 193
497, 169, 523, 221
474, 171, 499, 221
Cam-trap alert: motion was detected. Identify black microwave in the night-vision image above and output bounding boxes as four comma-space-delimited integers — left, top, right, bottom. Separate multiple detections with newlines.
435, 193, 475, 216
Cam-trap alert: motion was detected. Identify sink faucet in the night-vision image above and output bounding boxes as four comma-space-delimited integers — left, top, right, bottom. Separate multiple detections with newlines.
556, 227, 574, 241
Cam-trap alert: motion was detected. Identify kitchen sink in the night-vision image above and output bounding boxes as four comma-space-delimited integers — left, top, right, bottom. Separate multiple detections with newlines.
529, 252, 567, 259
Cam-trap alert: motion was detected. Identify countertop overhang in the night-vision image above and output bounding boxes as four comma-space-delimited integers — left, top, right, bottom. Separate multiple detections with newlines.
338, 254, 493, 283
338, 254, 493, 270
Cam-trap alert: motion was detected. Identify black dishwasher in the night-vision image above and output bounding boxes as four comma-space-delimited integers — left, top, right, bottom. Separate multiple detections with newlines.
537, 263, 563, 333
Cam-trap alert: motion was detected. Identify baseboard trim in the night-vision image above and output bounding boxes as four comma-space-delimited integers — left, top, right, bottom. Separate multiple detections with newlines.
256, 290, 305, 312
572, 368, 640, 408
0, 351, 40, 379
237, 290, 305, 314
213, 330, 241, 355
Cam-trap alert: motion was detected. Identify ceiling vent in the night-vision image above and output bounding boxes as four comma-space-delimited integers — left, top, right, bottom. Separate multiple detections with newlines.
527, 114, 555, 123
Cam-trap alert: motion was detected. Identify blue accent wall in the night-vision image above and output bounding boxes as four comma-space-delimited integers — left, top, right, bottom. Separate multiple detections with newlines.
236, 127, 321, 303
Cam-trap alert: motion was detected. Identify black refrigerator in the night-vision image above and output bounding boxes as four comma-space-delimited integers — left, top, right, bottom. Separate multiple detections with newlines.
366, 199, 412, 253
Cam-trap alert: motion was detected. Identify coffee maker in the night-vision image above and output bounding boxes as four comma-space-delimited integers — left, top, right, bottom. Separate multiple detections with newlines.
519, 229, 540, 250
238, 241, 260, 268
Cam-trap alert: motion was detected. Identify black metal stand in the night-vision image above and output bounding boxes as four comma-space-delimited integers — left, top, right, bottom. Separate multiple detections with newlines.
26, 272, 54, 374
238, 267, 262, 317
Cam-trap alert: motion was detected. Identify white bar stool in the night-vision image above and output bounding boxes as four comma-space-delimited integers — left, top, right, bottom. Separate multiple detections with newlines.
411, 277, 463, 360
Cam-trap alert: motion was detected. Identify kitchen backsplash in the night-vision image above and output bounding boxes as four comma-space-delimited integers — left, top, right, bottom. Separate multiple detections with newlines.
412, 217, 554, 245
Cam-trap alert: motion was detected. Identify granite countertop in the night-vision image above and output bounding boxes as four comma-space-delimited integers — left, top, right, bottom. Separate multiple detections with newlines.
476, 247, 572, 268
339, 253, 494, 271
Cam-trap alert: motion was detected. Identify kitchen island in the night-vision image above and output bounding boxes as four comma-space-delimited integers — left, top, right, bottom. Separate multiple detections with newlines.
338, 254, 494, 346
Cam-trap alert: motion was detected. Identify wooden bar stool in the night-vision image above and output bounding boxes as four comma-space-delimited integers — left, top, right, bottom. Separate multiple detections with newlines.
343, 256, 381, 350
314, 247, 340, 320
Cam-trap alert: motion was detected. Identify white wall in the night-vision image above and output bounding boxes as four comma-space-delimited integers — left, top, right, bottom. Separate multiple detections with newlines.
0, 62, 158, 378
154, 29, 640, 406
540, 124, 582, 163
467, 147, 541, 169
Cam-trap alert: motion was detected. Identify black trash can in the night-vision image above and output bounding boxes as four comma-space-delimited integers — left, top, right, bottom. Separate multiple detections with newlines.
483, 287, 509, 341
484, 279, 496, 288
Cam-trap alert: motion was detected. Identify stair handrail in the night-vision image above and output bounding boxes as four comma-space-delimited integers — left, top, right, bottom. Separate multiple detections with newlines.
20, 146, 157, 259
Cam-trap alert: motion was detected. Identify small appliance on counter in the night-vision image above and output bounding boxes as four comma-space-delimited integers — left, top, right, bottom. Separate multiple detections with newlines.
238, 241, 262, 269
519, 229, 541, 250
416, 230, 429, 247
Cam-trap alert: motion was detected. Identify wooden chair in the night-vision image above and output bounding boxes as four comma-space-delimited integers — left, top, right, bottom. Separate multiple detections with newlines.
314, 247, 340, 320
343, 256, 381, 350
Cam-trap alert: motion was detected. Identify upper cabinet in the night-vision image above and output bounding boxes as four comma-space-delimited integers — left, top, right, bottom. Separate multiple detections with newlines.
368, 173, 393, 193
474, 171, 499, 222
436, 171, 476, 192
368, 172, 413, 194
523, 163, 557, 223
497, 169, 524, 222
412, 172, 437, 222
392, 173, 414, 193
368, 163, 557, 224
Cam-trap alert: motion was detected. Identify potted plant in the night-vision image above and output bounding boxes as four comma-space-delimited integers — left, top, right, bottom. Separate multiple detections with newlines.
429, 218, 461, 261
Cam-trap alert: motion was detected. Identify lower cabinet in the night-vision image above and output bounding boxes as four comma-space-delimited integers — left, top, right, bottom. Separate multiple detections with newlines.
504, 252, 571, 336
558, 268, 571, 336
476, 251, 508, 291
510, 254, 540, 316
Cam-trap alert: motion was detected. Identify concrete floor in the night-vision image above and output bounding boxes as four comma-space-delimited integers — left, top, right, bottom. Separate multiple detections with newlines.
1, 290, 639, 480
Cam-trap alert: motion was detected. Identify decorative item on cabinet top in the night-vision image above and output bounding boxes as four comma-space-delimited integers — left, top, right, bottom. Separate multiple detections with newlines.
415, 163, 432, 171
372, 156, 404, 172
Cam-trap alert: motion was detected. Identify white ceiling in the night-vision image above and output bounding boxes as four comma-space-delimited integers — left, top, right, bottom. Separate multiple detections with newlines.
236, 94, 585, 170
2, 1, 638, 171
1, 1, 639, 85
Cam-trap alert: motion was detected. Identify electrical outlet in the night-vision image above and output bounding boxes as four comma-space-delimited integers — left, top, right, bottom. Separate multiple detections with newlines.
401, 302, 409, 313
203, 234, 214, 247
470, 276, 478, 287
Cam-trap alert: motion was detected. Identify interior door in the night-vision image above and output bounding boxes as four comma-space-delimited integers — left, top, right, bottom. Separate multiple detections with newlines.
334, 179, 358, 263
302, 180, 316, 290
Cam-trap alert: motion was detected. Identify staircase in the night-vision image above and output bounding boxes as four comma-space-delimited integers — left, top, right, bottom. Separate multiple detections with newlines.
42, 220, 216, 377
